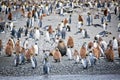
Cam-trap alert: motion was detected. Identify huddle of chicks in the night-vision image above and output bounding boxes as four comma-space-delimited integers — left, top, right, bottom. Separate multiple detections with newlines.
51, 35, 120, 70
50, 36, 97, 69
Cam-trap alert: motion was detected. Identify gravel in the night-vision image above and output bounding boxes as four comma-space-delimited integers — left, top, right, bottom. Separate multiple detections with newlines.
0, 54, 120, 76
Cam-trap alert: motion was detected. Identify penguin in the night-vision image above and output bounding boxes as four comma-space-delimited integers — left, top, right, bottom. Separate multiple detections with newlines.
48, 25, 53, 34
92, 46, 100, 60
88, 51, 97, 66
34, 27, 40, 41
53, 48, 61, 62
92, 41, 100, 59
104, 8, 108, 16
66, 24, 71, 32
64, 18, 68, 26
67, 46, 72, 60
80, 42, 88, 69
31, 56, 37, 69
88, 41, 93, 52
15, 39, 21, 55
105, 45, 114, 62
45, 30, 51, 43
23, 38, 28, 50
99, 38, 107, 53
80, 42, 87, 59
30, 56, 37, 69
67, 36, 74, 48
7, 38, 14, 50
43, 54, 50, 74
14, 39, 22, 66
78, 15, 83, 22
5, 43, 13, 56
77, 21, 83, 30
112, 37, 118, 50
81, 29, 85, 38
57, 39, 67, 56
14, 51, 20, 67
34, 43, 39, 56
81, 58, 88, 69
73, 49, 79, 63
29, 46, 37, 69
19, 47, 25, 65
25, 46, 34, 62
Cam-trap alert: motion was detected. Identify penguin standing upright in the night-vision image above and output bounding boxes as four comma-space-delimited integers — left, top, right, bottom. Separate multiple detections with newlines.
29, 46, 37, 69
53, 48, 61, 62
67, 46, 72, 60
81, 58, 88, 69
5, 39, 14, 56
57, 40, 67, 56
19, 47, 25, 65
14, 39, 21, 66
34, 43, 39, 56
31, 56, 37, 69
73, 49, 79, 63
34, 27, 40, 41
81, 29, 85, 38
43, 53, 50, 74
105, 45, 114, 62
45, 30, 50, 43
80, 42, 88, 69
5, 43, 13, 56
14, 52, 19, 67
112, 37, 118, 50
67, 36, 74, 48
23, 38, 28, 50
88, 51, 96, 66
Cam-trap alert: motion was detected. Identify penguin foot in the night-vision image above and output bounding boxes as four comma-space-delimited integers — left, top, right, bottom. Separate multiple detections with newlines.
83, 67, 87, 69
32, 67, 35, 69
7, 55, 12, 57
74, 62, 79, 64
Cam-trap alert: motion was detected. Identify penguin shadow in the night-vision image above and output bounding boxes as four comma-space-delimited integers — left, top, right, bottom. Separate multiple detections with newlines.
52, 60, 61, 63
74, 31, 81, 35
113, 58, 120, 65
42, 74, 50, 79
73, 61, 81, 65
115, 58, 120, 61
64, 58, 74, 61
110, 57, 120, 65
92, 24, 103, 28
102, 57, 115, 64
79, 37, 90, 39
3, 54, 13, 57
